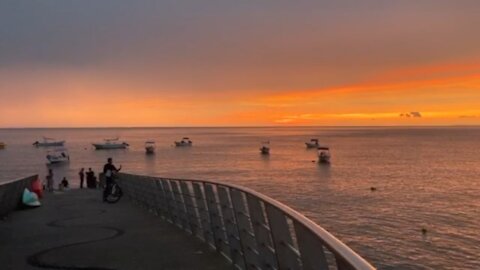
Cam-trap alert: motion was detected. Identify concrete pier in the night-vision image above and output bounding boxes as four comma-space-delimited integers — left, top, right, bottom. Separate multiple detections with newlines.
0, 189, 230, 270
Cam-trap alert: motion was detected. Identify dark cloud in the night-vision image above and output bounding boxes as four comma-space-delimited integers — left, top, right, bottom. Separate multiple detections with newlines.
400, 112, 422, 118
1, 0, 480, 92
410, 112, 422, 118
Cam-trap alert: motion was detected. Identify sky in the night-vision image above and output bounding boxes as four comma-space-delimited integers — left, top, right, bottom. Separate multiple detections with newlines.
1, 0, 480, 127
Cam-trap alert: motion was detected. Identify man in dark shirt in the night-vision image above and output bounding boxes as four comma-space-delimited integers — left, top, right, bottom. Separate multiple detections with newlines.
103, 158, 121, 202
79, 168, 85, 189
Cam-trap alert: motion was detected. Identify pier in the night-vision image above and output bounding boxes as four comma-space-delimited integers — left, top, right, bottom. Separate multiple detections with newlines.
0, 174, 375, 270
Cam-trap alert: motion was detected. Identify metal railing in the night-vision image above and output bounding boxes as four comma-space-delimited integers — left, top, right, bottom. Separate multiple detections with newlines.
0, 175, 37, 218
117, 173, 375, 270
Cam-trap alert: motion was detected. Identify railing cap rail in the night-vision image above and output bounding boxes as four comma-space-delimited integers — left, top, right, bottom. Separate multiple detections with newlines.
0, 175, 38, 186
120, 172, 375, 270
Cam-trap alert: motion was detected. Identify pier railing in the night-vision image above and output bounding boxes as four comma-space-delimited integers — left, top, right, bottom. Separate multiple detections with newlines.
0, 175, 37, 218
117, 173, 375, 270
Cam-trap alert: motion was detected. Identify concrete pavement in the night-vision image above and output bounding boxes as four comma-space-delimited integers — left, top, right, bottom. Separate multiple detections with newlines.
0, 189, 230, 270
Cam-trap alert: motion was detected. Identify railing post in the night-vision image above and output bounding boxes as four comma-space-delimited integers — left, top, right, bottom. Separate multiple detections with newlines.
218, 186, 246, 270
204, 184, 231, 259
161, 179, 179, 226
265, 204, 302, 270
158, 179, 174, 223
180, 181, 199, 236
170, 180, 190, 232
192, 182, 215, 247
336, 256, 356, 270
230, 189, 261, 270
294, 221, 329, 270
154, 179, 169, 220
246, 194, 278, 269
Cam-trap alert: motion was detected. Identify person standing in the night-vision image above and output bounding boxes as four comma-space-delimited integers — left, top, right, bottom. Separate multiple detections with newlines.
46, 169, 54, 192
103, 158, 121, 202
86, 168, 96, 188
79, 168, 85, 189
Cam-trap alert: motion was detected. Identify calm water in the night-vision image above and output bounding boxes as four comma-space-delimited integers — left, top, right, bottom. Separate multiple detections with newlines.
0, 127, 479, 269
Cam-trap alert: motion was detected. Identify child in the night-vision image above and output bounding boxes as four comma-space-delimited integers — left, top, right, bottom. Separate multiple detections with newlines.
60, 177, 69, 190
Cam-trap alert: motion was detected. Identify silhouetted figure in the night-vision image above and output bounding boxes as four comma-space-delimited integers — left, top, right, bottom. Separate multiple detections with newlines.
103, 158, 121, 202
59, 177, 69, 191
79, 168, 85, 189
46, 169, 54, 192
86, 168, 96, 188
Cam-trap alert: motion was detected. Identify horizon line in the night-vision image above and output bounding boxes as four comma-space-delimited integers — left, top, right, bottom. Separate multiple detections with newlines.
1, 124, 480, 129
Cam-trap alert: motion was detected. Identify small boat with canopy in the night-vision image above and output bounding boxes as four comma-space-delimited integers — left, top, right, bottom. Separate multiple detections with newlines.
145, 141, 156, 154
305, 138, 319, 148
46, 147, 70, 164
92, 138, 129, 150
33, 137, 65, 147
175, 137, 192, 147
318, 146, 331, 164
259, 141, 270, 155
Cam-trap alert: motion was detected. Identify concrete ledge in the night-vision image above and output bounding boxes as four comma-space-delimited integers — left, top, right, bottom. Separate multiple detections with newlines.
0, 175, 37, 218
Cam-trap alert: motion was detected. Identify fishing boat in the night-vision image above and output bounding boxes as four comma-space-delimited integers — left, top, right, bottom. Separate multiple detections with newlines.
318, 146, 331, 164
33, 137, 65, 147
46, 148, 70, 164
92, 138, 129, 150
145, 141, 156, 154
305, 138, 319, 148
0, 142, 5, 149
259, 141, 270, 155
174, 137, 192, 147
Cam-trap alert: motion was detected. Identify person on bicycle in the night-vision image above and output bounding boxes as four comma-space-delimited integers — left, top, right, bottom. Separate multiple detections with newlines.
103, 157, 122, 202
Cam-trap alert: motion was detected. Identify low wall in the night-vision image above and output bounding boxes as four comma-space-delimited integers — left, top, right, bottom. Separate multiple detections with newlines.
117, 173, 375, 270
0, 175, 37, 218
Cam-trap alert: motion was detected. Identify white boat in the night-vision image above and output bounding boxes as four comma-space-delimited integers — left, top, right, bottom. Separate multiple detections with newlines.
93, 138, 129, 150
46, 148, 70, 164
260, 141, 270, 155
33, 137, 65, 147
318, 146, 331, 164
175, 137, 192, 147
145, 141, 156, 154
305, 138, 319, 148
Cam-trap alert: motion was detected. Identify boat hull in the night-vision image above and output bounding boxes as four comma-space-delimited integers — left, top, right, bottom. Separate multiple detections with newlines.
318, 156, 331, 164
175, 142, 192, 147
47, 156, 69, 164
93, 143, 128, 150
145, 147, 155, 154
34, 141, 65, 147
305, 142, 319, 148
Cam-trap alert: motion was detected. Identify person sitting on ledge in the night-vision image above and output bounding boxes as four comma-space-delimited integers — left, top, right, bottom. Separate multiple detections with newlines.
59, 177, 69, 191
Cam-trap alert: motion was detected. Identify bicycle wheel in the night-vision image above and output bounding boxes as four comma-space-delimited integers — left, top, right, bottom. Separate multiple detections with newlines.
106, 184, 123, 204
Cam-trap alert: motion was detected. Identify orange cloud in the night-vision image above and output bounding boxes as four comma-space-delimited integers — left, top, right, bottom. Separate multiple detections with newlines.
230, 61, 480, 125
1, 60, 480, 127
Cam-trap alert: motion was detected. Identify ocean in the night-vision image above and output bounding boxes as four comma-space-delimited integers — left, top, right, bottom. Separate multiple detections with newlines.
0, 127, 479, 269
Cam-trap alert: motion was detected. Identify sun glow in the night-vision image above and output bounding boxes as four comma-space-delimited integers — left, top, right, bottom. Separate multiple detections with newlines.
1, 60, 480, 127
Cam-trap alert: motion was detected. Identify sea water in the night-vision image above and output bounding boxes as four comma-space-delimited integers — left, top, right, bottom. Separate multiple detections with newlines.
0, 127, 479, 269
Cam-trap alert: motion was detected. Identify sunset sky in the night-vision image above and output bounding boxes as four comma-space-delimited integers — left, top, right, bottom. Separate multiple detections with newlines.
1, 1, 480, 127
